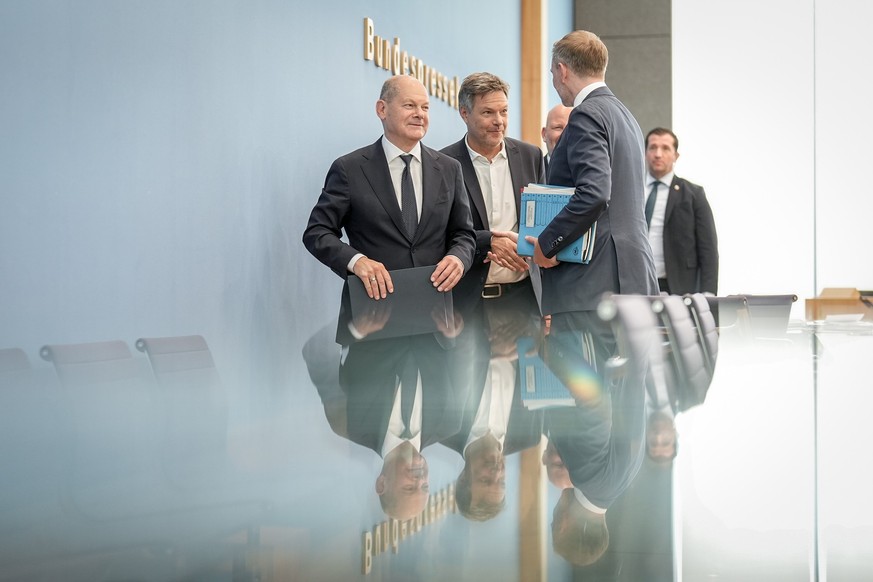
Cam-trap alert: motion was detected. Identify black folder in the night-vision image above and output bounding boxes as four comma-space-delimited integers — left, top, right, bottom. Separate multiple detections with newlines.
346, 266, 455, 341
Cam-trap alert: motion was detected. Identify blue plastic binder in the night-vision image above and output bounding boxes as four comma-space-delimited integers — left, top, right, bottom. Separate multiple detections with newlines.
516, 184, 595, 264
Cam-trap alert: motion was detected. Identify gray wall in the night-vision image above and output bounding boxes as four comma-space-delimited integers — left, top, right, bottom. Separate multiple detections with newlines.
575, 0, 672, 136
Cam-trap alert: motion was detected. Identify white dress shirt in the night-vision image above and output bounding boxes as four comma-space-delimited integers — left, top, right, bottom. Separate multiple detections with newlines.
381, 369, 423, 457
646, 171, 674, 279
348, 136, 424, 272
573, 81, 607, 107
466, 137, 525, 285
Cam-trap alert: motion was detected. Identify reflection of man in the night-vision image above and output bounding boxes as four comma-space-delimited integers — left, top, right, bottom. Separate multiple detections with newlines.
526, 31, 658, 314
541, 104, 572, 172
303, 75, 474, 301
644, 127, 719, 295
440, 305, 543, 521
542, 311, 647, 566
441, 72, 545, 312
303, 323, 465, 520
542, 438, 572, 489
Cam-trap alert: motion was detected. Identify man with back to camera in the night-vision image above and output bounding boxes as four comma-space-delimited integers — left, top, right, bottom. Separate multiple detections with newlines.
516, 30, 658, 314
440, 72, 545, 313
644, 127, 719, 295
542, 103, 573, 173
303, 74, 475, 303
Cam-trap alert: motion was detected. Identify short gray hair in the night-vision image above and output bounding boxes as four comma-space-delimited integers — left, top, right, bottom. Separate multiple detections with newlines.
457, 72, 509, 113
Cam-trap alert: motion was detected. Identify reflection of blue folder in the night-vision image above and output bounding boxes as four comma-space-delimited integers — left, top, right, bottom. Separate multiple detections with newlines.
517, 337, 574, 409
516, 184, 595, 264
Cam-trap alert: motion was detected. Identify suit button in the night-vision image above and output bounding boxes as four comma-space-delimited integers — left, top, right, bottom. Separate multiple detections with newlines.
557, 236, 564, 242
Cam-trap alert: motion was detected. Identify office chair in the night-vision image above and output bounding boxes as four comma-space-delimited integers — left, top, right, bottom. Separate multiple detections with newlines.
730, 294, 797, 336
684, 293, 719, 376
0, 347, 33, 390
39, 340, 163, 520
135, 335, 227, 489
651, 295, 712, 413
597, 294, 661, 382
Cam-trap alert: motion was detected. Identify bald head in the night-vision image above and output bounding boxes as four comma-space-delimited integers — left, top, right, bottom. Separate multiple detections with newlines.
542, 104, 573, 156
376, 75, 430, 152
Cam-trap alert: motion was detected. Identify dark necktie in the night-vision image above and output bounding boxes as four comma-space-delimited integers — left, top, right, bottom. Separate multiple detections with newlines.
399, 352, 418, 439
400, 154, 418, 237
645, 181, 660, 228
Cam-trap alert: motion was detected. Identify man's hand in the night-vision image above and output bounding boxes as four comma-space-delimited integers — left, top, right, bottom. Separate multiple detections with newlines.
352, 257, 394, 299
526, 236, 559, 268
486, 230, 530, 272
431, 255, 465, 292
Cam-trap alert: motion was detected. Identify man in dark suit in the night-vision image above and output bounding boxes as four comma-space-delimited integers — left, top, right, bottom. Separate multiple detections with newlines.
644, 127, 719, 295
521, 31, 658, 314
440, 72, 545, 313
303, 74, 475, 301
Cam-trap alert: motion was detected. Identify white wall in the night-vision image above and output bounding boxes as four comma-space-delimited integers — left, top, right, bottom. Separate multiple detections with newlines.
674, 0, 873, 318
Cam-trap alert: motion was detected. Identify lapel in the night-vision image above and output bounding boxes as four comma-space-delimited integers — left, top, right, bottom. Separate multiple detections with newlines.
505, 138, 525, 216
664, 176, 681, 224
361, 139, 408, 238
417, 144, 444, 241
453, 139, 489, 229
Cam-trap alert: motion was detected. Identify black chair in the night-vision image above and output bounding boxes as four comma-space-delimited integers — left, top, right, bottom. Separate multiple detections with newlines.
597, 294, 661, 382
731, 294, 797, 336
651, 295, 712, 413
704, 295, 750, 331
684, 293, 719, 376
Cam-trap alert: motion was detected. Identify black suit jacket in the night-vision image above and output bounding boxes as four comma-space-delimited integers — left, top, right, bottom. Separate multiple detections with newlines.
303, 138, 475, 279
542, 87, 658, 313
338, 334, 465, 454
661, 176, 719, 295
440, 136, 545, 306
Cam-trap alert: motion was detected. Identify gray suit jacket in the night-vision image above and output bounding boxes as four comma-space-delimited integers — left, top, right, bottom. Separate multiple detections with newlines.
440, 136, 545, 306
542, 87, 658, 313
303, 138, 475, 279
662, 176, 719, 295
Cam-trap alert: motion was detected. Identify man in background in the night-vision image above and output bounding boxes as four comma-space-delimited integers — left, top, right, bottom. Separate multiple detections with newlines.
542, 103, 572, 172
644, 127, 719, 295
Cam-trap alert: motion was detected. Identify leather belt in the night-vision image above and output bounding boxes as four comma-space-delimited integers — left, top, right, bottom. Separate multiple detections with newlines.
482, 279, 529, 299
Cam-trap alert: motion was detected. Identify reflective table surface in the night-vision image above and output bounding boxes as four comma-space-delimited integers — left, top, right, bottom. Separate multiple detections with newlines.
1, 293, 872, 581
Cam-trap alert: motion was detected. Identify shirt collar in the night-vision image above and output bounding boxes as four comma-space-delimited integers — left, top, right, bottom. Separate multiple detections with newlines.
464, 135, 507, 163
647, 171, 674, 188
573, 487, 607, 514
573, 81, 607, 107
382, 136, 422, 164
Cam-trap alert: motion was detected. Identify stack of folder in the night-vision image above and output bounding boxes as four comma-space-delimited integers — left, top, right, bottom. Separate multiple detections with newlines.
516, 184, 596, 264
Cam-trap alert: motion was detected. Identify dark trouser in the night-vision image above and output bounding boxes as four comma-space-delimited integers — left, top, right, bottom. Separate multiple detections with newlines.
658, 278, 671, 295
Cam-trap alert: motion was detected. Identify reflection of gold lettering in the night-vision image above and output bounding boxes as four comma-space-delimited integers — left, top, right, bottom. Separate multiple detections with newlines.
363, 18, 374, 61
362, 17, 459, 109
362, 531, 373, 574
391, 518, 400, 553
373, 522, 382, 556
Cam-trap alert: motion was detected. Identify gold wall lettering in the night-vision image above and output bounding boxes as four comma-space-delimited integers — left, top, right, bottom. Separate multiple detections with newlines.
363, 17, 460, 109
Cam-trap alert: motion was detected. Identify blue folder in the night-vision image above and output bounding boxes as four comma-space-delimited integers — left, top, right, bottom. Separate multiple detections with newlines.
516, 184, 596, 264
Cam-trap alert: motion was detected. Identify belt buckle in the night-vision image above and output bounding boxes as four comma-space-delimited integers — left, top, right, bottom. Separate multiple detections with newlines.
482, 284, 502, 299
